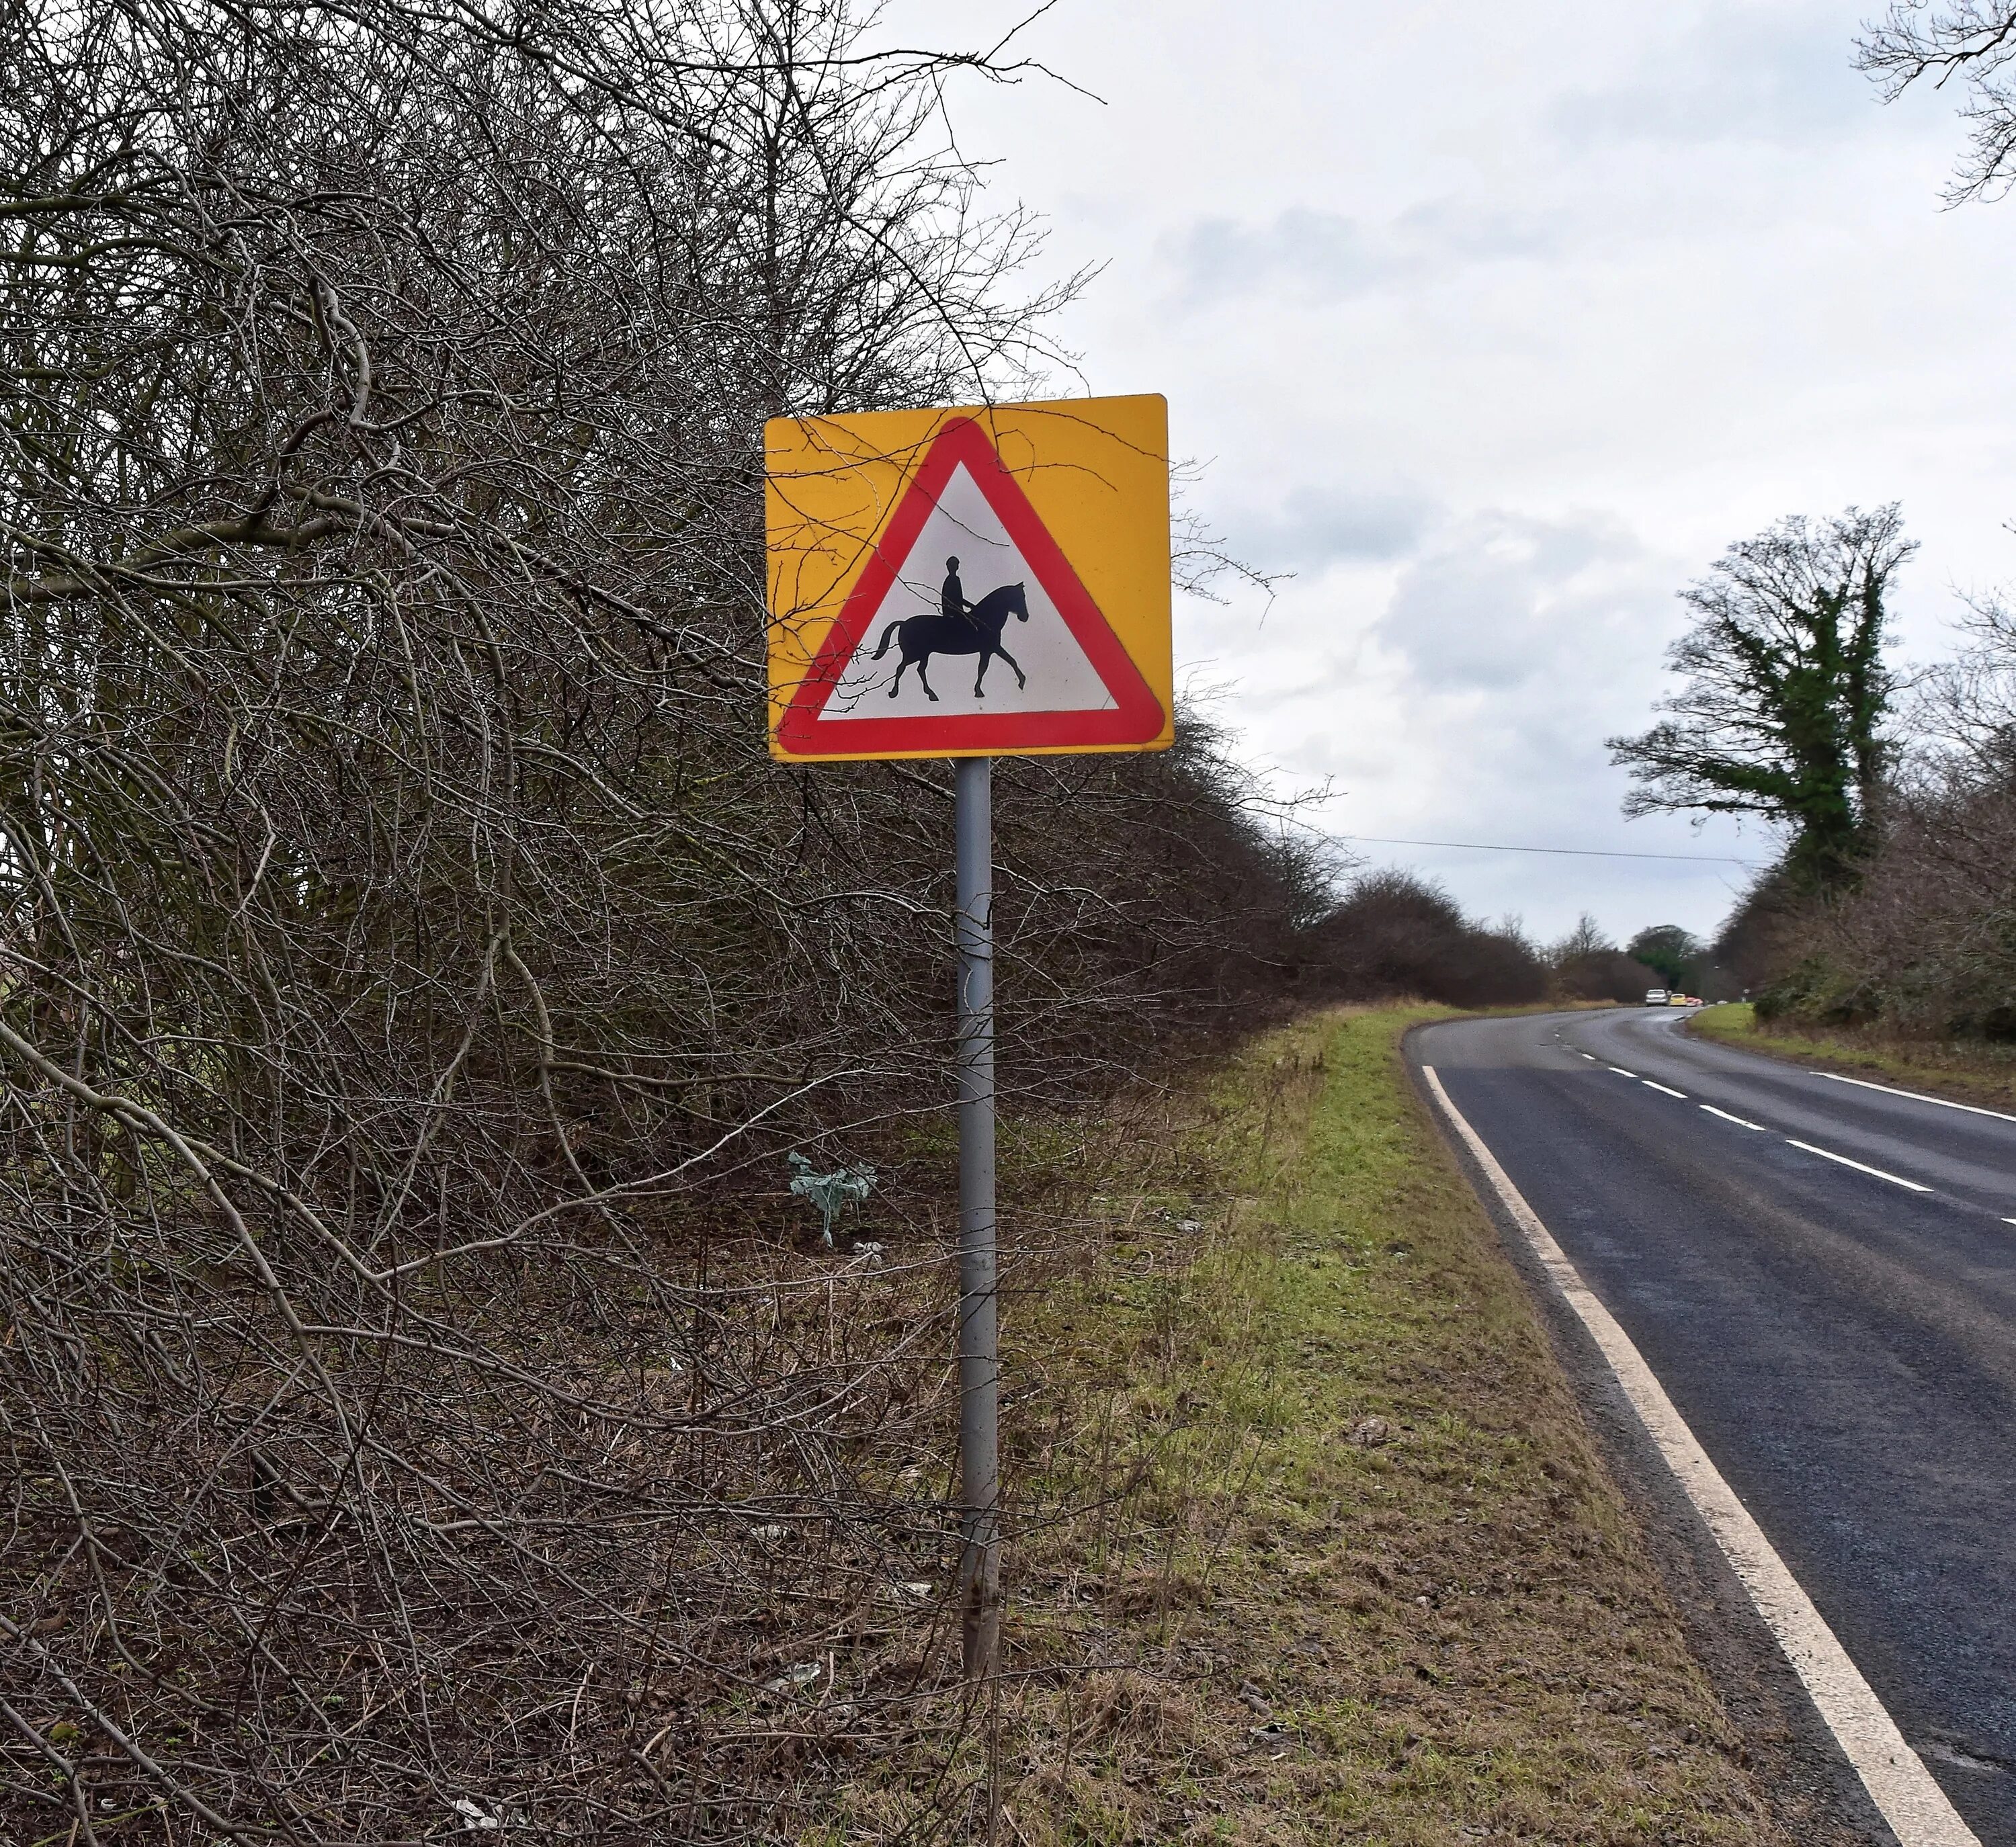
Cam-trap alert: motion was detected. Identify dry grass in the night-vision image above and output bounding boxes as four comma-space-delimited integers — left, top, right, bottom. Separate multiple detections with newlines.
853, 1004, 1817, 1846
1691, 1001, 2016, 1113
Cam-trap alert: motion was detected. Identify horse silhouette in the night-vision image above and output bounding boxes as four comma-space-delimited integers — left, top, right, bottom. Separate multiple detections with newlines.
871, 581, 1030, 701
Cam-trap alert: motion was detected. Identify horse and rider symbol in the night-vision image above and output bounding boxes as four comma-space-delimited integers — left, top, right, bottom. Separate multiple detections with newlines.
871, 556, 1030, 701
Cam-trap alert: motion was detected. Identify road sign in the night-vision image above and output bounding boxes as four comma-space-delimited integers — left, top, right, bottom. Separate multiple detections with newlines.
766, 395, 1173, 762
764, 392, 1176, 1686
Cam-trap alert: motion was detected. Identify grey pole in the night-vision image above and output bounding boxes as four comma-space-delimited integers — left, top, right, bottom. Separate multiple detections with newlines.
953, 753, 1000, 1683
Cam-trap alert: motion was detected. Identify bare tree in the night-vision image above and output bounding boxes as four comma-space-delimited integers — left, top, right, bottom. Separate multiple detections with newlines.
1919, 592, 2016, 748
1860, 2, 2016, 202
1545, 914, 1662, 1002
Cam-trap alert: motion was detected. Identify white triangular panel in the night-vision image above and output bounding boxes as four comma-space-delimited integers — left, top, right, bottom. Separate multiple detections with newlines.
815, 463, 1118, 722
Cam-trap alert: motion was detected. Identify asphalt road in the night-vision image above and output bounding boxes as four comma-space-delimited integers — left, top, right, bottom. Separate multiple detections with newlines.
1413, 1007, 2016, 1844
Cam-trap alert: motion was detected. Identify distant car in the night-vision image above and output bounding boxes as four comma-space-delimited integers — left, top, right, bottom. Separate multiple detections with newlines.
1645, 988, 1669, 1006
1669, 994, 1697, 1006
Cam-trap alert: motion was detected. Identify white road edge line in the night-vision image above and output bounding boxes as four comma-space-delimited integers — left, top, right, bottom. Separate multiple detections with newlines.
1809, 1070, 2016, 1126
1783, 1139, 1933, 1194
1420, 1065, 1980, 1847
1608, 1066, 1636, 1078
1642, 1080, 1688, 1099
1701, 1105, 1768, 1132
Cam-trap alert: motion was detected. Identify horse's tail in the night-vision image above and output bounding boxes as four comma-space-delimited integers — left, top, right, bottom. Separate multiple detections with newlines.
870, 619, 903, 660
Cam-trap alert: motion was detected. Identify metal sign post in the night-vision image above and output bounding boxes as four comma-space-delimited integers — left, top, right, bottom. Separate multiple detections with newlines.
953, 755, 1000, 1682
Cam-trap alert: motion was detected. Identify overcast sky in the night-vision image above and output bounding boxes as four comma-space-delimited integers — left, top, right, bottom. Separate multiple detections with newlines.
881, 0, 2016, 947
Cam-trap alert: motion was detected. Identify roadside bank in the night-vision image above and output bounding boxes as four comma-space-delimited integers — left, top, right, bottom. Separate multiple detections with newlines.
888, 1005, 1814, 1844
1691, 1001, 2016, 1117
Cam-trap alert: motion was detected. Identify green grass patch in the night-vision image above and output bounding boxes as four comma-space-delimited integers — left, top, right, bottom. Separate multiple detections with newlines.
933, 1005, 1814, 1845
1693, 1001, 2016, 1115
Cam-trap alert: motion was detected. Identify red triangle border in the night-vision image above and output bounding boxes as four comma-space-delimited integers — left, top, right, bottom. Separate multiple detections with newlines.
774, 417, 1167, 756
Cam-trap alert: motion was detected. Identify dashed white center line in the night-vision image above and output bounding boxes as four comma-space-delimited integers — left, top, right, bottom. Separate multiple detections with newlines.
1595, 1053, 1974, 1207
1784, 1139, 1933, 1194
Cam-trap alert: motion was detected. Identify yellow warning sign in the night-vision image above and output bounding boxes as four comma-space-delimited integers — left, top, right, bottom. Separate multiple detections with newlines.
766, 394, 1173, 762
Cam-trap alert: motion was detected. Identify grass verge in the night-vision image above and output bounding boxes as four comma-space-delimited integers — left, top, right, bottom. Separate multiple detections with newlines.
902, 1005, 1814, 1844
1691, 1001, 2016, 1115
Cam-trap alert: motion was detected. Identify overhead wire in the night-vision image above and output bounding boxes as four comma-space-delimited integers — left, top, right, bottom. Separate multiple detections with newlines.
1334, 833, 1762, 866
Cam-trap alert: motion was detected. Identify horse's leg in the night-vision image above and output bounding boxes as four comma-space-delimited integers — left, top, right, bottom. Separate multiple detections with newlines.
993, 642, 1027, 689
888, 654, 907, 697
973, 646, 991, 697
915, 652, 939, 702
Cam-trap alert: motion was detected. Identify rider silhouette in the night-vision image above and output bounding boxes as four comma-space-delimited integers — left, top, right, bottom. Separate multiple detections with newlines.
941, 556, 974, 626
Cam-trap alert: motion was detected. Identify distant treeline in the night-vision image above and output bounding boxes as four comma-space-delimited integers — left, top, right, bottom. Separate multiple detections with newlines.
1283, 870, 1729, 1011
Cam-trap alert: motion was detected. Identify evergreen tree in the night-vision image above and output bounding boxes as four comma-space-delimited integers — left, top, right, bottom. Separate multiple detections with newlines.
1609, 507, 1913, 890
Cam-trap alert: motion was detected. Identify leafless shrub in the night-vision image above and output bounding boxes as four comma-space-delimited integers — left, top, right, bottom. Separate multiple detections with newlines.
1758, 603, 2016, 1035
1302, 869, 1549, 1008
0, 1, 1324, 1839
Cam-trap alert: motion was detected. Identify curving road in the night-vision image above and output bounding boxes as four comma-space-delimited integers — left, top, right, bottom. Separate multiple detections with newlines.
1413, 1006, 2016, 1844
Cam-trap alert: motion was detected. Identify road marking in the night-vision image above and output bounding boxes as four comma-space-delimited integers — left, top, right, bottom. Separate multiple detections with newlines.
1419, 1066, 1981, 1847
1642, 1080, 1688, 1099
1580, 1051, 1599, 1060
1808, 1070, 2016, 1125
1783, 1140, 1933, 1194
1701, 1105, 1768, 1131
1609, 1066, 1636, 1078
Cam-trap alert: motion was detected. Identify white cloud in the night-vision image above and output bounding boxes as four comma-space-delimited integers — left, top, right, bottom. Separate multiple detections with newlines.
1162, 200, 1564, 306
1548, 1, 1876, 148
870, 0, 2010, 939
1372, 510, 1654, 693
1223, 481, 1439, 569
